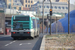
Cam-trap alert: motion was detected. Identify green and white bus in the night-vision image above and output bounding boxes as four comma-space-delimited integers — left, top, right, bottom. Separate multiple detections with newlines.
11, 13, 40, 39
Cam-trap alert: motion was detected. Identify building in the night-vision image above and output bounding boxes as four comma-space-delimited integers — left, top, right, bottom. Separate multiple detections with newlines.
21, 0, 34, 8
0, 0, 35, 10
0, 10, 5, 34
30, 1, 40, 16
38, 0, 68, 2
0, 0, 6, 10
4, 0, 23, 10
59, 0, 67, 2
32, 1, 74, 16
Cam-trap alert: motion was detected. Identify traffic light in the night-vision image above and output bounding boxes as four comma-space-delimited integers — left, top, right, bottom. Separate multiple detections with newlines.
50, 9, 52, 16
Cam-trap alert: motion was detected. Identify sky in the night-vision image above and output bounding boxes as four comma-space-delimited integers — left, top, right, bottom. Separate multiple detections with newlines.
70, 0, 75, 4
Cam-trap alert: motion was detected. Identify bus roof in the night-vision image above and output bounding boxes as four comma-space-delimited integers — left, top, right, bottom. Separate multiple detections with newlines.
20, 13, 35, 17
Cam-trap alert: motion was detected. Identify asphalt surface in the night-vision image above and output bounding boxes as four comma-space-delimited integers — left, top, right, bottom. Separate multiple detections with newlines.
0, 34, 43, 50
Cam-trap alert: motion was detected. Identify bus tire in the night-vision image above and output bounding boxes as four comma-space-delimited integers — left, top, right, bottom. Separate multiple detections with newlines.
31, 37, 34, 39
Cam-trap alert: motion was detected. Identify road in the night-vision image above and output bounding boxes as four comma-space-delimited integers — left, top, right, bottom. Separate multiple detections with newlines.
0, 34, 43, 50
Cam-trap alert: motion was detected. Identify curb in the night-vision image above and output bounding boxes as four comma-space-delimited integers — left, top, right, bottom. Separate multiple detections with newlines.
0, 35, 10, 38
40, 35, 46, 50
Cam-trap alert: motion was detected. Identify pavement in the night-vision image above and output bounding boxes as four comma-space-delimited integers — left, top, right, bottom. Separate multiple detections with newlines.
40, 33, 75, 50
0, 33, 46, 50
0, 35, 11, 39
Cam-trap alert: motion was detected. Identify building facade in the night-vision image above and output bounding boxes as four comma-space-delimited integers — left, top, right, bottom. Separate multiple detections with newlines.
0, 10, 5, 34
38, 0, 68, 2
31, 1, 75, 16
30, 1, 40, 15
59, 0, 67, 2
5, 0, 23, 10
21, 0, 34, 8
0, 0, 35, 10
0, 0, 6, 9
39, 2, 69, 16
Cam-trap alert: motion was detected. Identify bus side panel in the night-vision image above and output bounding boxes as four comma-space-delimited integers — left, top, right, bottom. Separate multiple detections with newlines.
30, 17, 35, 37
37, 19, 40, 35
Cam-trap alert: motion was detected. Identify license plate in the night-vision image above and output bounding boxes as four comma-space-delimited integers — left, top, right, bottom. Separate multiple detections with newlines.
20, 32, 23, 34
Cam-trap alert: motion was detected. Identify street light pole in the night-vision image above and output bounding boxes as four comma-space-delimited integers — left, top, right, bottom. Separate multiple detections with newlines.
3, 2, 5, 35
42, 0, 45, 34
68, 0, 70, 34
49, 0, 52, 35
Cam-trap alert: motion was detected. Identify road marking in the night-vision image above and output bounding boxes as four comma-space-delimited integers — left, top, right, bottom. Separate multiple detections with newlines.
19, 44, 22, 46
28, 43, 31, 44
5, 44, 9, 46
19, 43, 32, 46
12, 41, 16, 42
9, 42, 13, 44
5, 41, 16, 46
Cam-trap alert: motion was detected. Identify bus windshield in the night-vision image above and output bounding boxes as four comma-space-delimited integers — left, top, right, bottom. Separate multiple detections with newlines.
13, 22, 23, 30
13, 16, 29, 21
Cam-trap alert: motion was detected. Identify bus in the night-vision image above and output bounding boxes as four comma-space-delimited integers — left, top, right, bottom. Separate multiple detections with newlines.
11, 13, 40, 40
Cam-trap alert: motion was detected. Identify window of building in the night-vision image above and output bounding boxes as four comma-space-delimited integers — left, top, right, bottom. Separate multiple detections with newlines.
26, 0, 27, 3
19, 7, 21, 10
47, 6, 49, 8
58, 7, 61, 9
14, 7, 16, 9
28, 1, 30, 3
25, 5, 27, 7
8, 4, 11, 8
39, 6, 41, 8
55, 6, 57, 9
28, 5, 30, 7
44, 6, 45, 8
8, 5, 11, 9
56, 0, 59, 2
17, 4, 19, 5
62, 7, 64, 9
31, 1, 33, 3
66, 7, 68, 9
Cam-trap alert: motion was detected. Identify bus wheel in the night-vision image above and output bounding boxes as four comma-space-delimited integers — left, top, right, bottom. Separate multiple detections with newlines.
31, 37, 34, 39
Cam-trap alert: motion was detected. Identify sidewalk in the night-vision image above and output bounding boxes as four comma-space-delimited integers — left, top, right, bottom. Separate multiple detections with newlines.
40, 34, 75, 50
40, 33, 49, 50
39, 33, 49, 37
0, 35, 10, 38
